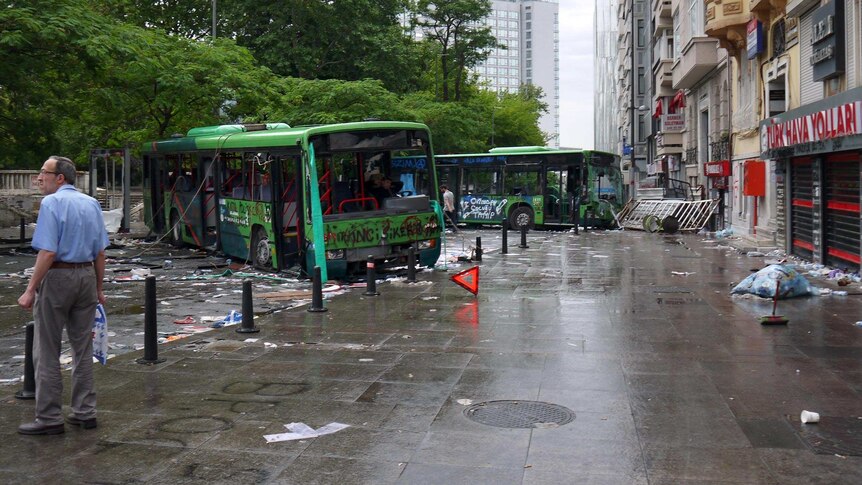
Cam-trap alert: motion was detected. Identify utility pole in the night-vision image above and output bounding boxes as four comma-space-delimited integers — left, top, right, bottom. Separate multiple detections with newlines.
212, 0, 217, 41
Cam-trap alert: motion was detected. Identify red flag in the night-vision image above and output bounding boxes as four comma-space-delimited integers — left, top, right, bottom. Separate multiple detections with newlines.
653, 98, 663, 118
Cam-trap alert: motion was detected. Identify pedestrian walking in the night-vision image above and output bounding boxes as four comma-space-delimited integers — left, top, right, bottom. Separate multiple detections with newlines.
440, 185, 457, 226
17, 156, 109, 435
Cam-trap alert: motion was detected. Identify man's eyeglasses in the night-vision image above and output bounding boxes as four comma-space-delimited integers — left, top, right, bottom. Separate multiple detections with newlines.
39, 170, 59, 176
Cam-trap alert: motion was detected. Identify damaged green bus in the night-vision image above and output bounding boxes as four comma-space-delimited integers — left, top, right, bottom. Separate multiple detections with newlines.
142, 121, 443, 279
435, 147, 624, 228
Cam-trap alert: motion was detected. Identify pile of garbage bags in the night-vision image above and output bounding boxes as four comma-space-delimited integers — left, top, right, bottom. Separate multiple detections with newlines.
731, 264, 814, 299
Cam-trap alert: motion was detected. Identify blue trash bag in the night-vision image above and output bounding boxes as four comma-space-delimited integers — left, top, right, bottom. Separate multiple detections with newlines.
731, 264, 813, 298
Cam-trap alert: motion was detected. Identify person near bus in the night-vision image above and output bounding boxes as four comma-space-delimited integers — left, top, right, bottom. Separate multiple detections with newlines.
17, 156, 109, 435
370, 174, 397, 208
440, 185, 457, 226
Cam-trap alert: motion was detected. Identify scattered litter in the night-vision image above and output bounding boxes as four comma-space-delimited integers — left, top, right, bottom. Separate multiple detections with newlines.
130, 268, 151, 278
456, 399, 473, 405
800, 410, 820, 424
746, 251, 766, 257
731, 264, 813, 299
264, 422, 350, 443
210, 310, 242, 328
671, 271, 695, 276
421, 296, 439, 300
0, 377, 22, 384
160, 300, 172, 306
173, 316, 197, 325
833, 290, 848, 296
358, 358, 374, 362
855, 322, 862, 327
243, 338, 259, 343
264, 342, 277, 348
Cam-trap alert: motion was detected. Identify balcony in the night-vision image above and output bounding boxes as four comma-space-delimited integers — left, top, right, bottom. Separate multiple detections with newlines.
672, 37, 720, 90
652, 0, 672, 19
705, 0, 749, 52
653, 59, 674, 96
656, 132, 683, 156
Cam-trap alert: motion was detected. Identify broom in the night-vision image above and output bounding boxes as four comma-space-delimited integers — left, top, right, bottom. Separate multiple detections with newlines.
760, 279, 789, 325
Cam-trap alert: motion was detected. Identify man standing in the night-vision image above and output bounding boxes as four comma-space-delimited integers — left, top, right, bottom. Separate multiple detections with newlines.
17, 156, 109, 435
440, 185, 457, 226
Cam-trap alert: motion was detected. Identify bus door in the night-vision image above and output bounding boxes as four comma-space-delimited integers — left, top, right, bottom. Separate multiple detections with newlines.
143, 155, 166, 233
544, 164, 579, 225
167, 153, 205, 247
437, 163, 459, 205
275, 154, 302, 269
200, 154, 218, 246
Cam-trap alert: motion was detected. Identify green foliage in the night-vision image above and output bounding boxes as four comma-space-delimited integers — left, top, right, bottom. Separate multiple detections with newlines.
0, 0, 547, 168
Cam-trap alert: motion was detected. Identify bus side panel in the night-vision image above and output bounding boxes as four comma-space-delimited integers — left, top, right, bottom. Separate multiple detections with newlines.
218, 198, 258, 262
458, 194, 509, 224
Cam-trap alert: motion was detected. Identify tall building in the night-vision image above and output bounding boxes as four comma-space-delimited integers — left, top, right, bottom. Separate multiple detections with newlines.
475, 1, 560, 146
593, 0, 618, 153
615, 0, 650, 181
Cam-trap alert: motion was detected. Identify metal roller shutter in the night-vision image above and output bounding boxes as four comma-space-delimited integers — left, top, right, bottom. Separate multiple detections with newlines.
790, 157, 815, 260
823, 153, 861, 270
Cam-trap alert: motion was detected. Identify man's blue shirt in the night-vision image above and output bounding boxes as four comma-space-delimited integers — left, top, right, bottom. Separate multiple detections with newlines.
32, 185, 110, 262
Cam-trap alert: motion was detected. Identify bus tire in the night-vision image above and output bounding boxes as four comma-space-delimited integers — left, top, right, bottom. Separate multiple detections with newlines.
251, 227, 272, 269
169, 210, 184, 248
509, 206, 534, 229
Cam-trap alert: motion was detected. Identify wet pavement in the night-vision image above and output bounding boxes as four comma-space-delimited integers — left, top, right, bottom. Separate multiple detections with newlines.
2, 227, 862, 484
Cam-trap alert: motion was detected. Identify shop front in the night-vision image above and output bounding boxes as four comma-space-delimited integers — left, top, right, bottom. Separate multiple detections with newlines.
760, 87, 862, 270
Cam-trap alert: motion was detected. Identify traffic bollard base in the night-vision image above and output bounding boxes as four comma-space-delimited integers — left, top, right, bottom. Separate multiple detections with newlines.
14, 389, 35, 400
236, 326, 261, 333
136, 357, 166, 365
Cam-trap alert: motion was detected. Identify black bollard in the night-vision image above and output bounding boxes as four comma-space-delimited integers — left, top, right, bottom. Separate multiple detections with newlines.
501, 220, 508, 254
519, 224, 529, 249
406, 247, 416, 283
19, 218, 25, 244
308, 266, 328, 312
15, 322, 35, 400
137, 276, 165, 364
475, 237, 482, 262
364, 256, 379, 296
237, 279, 261, 332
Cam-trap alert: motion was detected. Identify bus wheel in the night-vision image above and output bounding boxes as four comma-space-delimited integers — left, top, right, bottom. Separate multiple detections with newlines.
251, 227, 272, 269
509, 206, 534, 229
169, 210, 184, 248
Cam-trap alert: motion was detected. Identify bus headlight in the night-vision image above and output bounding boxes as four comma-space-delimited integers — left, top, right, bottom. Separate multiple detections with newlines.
417, 239, 436, 250
325, 250, 345, 260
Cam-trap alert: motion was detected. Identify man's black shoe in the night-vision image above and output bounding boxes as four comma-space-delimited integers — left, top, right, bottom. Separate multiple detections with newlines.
18, 420, 65, 435
66, 415, 97, 429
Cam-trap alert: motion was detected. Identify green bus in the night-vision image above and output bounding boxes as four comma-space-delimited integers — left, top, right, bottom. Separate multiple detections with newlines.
142, 121, 443, 280
434, 146, 624, 228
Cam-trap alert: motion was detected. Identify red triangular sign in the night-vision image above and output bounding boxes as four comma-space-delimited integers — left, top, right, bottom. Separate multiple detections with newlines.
451, 266, 479, 295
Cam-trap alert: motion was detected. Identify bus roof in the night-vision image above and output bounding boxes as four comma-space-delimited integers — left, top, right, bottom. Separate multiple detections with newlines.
437, 146, 617, 159
142, 121, 430, 153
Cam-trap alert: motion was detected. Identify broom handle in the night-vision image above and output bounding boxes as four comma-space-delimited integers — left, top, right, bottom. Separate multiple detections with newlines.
772, 280, 780, 316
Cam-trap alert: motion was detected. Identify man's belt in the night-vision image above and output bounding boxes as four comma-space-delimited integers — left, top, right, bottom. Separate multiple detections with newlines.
51, 261, 93, 269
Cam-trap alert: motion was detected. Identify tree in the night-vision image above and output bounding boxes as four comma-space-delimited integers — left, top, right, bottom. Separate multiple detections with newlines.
415, 0, 497, 101
219, 0, 423, 93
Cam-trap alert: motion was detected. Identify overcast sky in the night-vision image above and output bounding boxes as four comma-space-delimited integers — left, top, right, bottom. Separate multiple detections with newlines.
558, 1, 595, 149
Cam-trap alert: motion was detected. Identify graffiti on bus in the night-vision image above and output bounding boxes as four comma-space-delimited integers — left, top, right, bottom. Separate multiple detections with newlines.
460, 195, 508, 221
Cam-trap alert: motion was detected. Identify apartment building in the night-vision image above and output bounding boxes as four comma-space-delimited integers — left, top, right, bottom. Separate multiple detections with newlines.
614, 0, 650, 183
613, 0, 862, 268
594, 0, 619, 154
475, 1, 560, 146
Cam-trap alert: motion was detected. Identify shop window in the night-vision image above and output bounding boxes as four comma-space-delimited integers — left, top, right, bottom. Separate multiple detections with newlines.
771, 19, 786, 59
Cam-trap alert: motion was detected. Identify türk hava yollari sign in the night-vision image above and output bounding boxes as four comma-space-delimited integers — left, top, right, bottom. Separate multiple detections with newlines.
762, 100, 861, 150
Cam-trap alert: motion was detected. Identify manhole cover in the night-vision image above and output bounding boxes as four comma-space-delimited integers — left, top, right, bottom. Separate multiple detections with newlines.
463, 400, 575, 428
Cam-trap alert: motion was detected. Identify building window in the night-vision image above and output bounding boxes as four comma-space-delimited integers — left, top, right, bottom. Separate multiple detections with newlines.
688, 0, 703, 37
638, 114, 646, 142
673, 9, 681, 57
637, 19, 645, 48
526, 40, 531, 49
526, 21, 531, 30
526, 12, 531, 20
526, 60, 532, 68
637, 67, 645, 94
771, 19, 786, 59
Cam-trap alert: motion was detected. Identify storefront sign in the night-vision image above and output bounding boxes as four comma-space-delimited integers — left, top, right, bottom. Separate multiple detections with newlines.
811, 0, 844, 81
704, 160, 731, 177
762, 100, 861, 150
662, 114, 685, 132
747, 19, 764, 60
